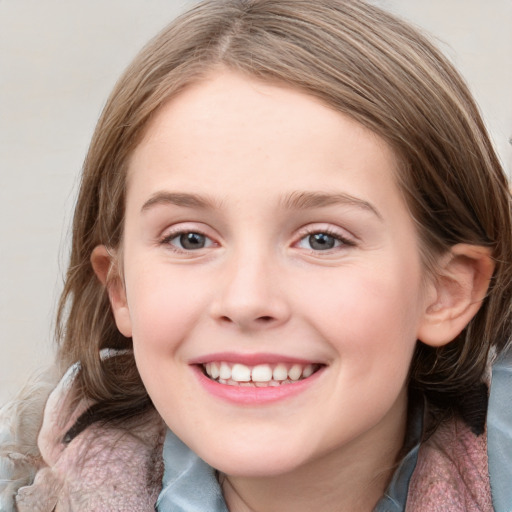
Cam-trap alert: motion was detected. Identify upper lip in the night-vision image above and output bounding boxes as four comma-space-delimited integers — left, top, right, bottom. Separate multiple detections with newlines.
188, 352, 323, 366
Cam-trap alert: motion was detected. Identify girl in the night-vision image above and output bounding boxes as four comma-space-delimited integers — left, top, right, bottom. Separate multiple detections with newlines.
1, 0, 511, 510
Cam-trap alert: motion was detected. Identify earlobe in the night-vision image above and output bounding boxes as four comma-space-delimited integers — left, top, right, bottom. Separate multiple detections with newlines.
417, 244, 494, 347
90, 245, 133, 338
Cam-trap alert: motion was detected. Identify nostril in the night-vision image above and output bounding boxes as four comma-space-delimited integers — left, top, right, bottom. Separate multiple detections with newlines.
220, 315, 274, 322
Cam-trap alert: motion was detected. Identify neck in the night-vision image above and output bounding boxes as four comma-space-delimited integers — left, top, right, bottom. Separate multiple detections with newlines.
221, 393, 408, 512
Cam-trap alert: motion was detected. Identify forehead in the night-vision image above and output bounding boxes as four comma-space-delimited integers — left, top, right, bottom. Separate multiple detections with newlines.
126, 70, 404, 214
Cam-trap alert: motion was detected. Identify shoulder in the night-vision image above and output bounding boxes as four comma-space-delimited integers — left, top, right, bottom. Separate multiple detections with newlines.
407, 353, 512, 512
1, 363, 167, 512
0, 366, 59, 512
407, 416, 492, 512
487, 350, 512, 510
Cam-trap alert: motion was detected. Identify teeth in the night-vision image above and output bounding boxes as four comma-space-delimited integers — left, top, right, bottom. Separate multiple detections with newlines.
219, 362, 231, 380
203, 361, 319, 386
252, 364, 273, 382
210, 362, 220, 379
272, 364, 288, 381
288, 364, 302, 381
302, 364, 314, 378
231, 363, 251, 382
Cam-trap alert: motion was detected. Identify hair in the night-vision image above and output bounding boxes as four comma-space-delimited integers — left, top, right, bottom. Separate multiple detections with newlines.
56, 0, 512, 430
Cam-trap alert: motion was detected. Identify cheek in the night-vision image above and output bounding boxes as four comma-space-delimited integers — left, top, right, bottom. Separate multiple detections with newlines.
308, 266, 422, 329
124, 268, 207, 355
125, 269, 207, 412
300, 261, 423, 370
305, 267, 422, 428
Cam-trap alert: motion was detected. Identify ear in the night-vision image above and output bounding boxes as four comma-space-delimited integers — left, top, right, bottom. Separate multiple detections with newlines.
417, 244, 494, 347
90, 245, 133, 338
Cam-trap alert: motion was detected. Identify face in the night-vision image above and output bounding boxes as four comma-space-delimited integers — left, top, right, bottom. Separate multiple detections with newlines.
112, 70, 434, 477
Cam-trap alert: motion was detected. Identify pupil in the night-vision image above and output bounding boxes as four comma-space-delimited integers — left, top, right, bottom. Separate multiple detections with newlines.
309, 233, 335, 250
180, 232, 205, 249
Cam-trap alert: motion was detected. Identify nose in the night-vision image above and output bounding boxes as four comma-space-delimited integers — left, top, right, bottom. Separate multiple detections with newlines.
210, 251, 291, 331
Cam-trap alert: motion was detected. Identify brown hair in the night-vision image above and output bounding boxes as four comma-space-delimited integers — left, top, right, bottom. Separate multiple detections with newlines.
56, 0, 512, 426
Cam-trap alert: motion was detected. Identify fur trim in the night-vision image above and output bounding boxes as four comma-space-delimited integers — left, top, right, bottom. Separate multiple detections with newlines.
0, 366, 60, 512
3, 357, 166, 511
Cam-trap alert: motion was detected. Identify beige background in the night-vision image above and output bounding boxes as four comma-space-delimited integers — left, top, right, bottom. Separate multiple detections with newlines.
1, 0, 511, 405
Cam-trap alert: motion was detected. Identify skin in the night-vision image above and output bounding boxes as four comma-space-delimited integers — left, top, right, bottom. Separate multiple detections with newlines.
92, 70, 494, 511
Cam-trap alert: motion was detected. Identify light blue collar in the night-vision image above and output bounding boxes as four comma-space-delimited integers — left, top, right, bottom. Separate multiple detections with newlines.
373, 397, 423, 511
156, 430, 228, 512
487, 349, 512, 511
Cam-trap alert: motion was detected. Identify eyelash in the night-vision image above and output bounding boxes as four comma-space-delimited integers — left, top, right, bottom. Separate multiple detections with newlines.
159, 227, 356, 254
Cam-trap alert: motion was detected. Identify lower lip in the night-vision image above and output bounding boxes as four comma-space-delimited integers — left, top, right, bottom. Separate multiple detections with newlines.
192, 365, 324, 405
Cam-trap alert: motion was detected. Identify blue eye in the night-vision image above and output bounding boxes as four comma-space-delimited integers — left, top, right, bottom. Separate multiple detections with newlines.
165, 231, 214, 251
309, 233, 337, 250
308, 233, 338, 250
297, 231, 350, 251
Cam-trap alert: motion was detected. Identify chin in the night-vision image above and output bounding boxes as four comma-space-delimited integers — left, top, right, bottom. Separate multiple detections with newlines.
197, 442, 310, 478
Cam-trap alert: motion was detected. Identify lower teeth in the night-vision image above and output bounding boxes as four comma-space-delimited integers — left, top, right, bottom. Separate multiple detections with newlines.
216, 378, 296, 386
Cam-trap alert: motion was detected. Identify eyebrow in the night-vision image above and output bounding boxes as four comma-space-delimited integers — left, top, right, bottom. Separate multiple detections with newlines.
141, 190, 382, 220
281, 191, 382, 219
141, 191, 222, 212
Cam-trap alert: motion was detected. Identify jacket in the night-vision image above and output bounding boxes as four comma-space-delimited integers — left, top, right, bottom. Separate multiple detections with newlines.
1, 350, 511, 511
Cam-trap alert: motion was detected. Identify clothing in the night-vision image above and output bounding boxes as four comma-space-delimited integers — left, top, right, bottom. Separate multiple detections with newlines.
1, 352, 511, 511
0, 363, 166, 512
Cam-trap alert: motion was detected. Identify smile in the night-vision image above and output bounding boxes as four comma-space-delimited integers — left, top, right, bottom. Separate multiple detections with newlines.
202, 362, 321, 387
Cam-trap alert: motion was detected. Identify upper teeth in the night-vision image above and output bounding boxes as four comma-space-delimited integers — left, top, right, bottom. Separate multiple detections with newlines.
203, 362, 316, 383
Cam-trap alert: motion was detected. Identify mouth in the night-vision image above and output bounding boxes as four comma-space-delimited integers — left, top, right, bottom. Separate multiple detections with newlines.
200, 361, 323, 387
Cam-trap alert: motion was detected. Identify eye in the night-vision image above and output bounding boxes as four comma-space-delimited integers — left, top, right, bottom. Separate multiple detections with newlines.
296, 230, 353, 251
163, 231, 215, 251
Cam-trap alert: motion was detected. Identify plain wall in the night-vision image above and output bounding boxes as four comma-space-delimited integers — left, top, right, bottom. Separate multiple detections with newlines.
1, 0, 511, 405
